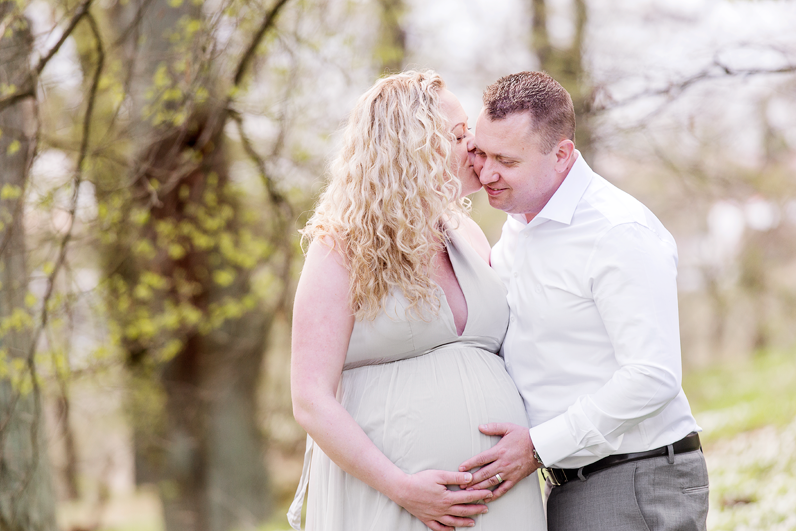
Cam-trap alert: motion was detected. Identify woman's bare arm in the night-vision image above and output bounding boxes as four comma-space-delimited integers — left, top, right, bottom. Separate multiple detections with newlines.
291, 238, 492, 531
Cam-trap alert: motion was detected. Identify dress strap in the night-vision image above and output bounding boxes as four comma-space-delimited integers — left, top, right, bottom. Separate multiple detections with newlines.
287, 435, 315, 530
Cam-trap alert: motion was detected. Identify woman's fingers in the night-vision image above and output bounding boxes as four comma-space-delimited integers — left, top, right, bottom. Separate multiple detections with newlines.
445, 501, 488, 517
437, 514, 480, 528
423, 519, 454, 531
435, 470, 475, 486
447, 489, 493, 507
401, 469, 491, 526
467, 473, 503, 492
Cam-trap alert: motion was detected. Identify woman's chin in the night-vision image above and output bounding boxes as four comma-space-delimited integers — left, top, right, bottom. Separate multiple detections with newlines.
459, 186, 483, 199
459, 174, 483, 197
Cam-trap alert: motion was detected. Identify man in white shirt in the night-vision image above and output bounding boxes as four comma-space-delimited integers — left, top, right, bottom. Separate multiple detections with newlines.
458, 72, 709, 531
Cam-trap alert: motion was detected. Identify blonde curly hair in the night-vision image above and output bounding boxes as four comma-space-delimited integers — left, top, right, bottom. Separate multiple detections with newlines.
301, 70, 467, 321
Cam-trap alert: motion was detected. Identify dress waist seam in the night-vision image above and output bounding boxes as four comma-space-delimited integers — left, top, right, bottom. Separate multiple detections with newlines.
342, 343, 499, 371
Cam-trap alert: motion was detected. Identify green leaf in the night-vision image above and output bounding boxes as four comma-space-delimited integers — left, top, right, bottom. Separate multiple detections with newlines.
1, 184, 22, 200
212, 269, 235, 287
168, 242, 186, 259
6, 140, 20, 155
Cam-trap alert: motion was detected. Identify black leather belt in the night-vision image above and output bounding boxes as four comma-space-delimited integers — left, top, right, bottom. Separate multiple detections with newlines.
542, 432, 702, 487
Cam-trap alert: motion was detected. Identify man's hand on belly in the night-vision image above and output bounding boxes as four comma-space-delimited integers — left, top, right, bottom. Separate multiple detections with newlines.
457, 423, 540, 501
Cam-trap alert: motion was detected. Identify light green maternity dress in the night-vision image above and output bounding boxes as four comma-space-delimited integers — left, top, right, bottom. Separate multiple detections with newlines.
288, 225, 546, 530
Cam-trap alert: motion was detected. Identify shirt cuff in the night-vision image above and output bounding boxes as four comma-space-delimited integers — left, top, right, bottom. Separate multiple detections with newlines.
529, 414, 580, 468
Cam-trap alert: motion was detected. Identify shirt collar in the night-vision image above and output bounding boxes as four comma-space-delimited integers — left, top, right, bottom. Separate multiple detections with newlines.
510, 150, 593, 227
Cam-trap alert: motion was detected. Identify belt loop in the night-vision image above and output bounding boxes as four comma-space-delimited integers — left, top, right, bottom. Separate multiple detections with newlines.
577, 467, 587, 481
667, 444, 675, 464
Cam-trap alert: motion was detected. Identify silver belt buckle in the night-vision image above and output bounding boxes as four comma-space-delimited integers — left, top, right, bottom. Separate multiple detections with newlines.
541, 467, 565, 487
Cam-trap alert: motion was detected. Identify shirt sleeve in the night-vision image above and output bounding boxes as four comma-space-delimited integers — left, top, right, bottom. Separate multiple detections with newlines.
530, 222, 683, 467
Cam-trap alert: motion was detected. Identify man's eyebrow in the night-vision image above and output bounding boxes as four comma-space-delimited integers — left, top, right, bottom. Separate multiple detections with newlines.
485, 151, 519, 161
473, 143, 515, 159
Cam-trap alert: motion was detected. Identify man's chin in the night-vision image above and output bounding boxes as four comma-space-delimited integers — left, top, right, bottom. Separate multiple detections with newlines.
486, 195, 509, 211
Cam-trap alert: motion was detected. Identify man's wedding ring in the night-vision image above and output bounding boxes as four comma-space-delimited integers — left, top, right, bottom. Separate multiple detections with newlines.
495, 473, 503, 484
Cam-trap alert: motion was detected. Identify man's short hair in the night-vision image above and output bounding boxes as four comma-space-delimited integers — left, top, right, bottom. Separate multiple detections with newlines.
482, 71, 575, 154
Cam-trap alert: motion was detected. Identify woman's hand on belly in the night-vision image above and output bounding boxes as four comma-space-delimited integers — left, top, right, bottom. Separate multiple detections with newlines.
391, 470, 493, 531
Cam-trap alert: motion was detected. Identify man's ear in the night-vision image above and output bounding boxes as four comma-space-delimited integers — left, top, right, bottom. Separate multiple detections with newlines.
554, 139, 576, 172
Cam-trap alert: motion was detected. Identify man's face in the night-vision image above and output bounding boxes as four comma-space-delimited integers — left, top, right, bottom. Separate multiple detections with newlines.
473, 110, 565, 221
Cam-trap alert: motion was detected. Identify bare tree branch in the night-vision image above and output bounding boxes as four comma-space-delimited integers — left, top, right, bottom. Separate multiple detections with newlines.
111, 0, 156, 48
230, 111, 290, 214
105, 0, 153, 133
592, 59, 796, 114
33, 0, 95, 75
232, 0, 292, 88
230, 111, 294, 316
21, 10, 104, 455
193, 0, 293, 164
0, 0, 95, 113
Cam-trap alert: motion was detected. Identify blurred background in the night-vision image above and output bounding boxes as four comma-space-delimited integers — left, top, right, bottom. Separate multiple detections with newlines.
0, 0, 795, 529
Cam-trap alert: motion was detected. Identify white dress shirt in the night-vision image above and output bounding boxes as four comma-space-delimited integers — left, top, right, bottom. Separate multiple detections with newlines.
492, 153, 700, 469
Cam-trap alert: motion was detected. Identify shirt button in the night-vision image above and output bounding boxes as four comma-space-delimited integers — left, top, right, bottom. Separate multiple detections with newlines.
513, 272, 519, 278
535, 285, 542, 293
509, 316, 515, 323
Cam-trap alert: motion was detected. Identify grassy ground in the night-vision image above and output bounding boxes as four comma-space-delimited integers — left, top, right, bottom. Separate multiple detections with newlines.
682, 351, 796, 531
683, 351, 796, 444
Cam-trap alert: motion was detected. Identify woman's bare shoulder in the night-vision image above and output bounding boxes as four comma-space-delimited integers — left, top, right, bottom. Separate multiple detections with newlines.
307, 234, 348, 264
300, 235, 351, 291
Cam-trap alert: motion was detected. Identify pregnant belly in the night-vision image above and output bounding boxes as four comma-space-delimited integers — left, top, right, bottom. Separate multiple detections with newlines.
338, 347, 528, 475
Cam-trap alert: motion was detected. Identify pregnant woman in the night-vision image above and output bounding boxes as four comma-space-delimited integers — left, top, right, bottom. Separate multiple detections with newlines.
289, 70, 545, 531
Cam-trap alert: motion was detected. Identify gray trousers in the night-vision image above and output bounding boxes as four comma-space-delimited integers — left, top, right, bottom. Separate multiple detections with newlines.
546, 450, 709, 531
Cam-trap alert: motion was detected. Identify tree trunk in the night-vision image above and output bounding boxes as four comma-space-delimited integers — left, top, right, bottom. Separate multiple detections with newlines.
102, 1, 273, 529
140, 120, 272, 531
375, 0, 406, 76
531, 0, 593, 160
0, 4, 57, 530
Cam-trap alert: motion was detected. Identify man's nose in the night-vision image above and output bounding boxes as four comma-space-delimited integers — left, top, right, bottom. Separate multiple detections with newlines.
478, 158, 497, 184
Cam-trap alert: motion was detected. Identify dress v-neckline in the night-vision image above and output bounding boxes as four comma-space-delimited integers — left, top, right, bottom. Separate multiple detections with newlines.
437, 232, 470, 338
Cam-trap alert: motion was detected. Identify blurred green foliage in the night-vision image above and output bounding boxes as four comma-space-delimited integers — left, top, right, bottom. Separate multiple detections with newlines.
683, 350, 796, 444
683, 350, 796, 530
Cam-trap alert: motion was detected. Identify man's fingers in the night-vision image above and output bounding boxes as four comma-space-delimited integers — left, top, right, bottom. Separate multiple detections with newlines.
467, 462, 501, 486
467, 472, 501, 491
486, 481, 513, 502
478, 422, 511, 437
458, 424, 515, 472
459, 450, 497, 473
